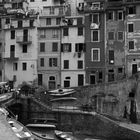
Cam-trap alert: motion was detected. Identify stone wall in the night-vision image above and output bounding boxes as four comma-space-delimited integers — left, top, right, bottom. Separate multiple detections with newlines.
73, 75, 140, 117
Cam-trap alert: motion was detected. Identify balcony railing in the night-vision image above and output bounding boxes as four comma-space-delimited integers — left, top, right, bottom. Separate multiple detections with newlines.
4, 52, 18, 60
16, 36, 32, 44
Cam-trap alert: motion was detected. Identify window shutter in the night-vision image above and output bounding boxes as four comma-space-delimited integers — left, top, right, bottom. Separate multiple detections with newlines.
89, 14, 92, 22
69, 43, 71, 52
49, 58, 52, 67
75, 44, 78, 52
61, 44, 63, 52
83, 43, 86, 52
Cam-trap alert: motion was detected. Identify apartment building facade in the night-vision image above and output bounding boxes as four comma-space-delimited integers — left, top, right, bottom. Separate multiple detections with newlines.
0, 1, 38, 87
105, 0, 126, 82
37, 5, 66, 89
125, 0, 140, 77
84, 0, 106, 85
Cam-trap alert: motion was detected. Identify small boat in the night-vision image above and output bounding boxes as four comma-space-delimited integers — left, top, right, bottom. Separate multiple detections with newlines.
8, 119, 33, 140
55, 130, 77, 140
32, 131, 55, 140
26, 123, 56, 129
49, 88, 75, 97
50, 97, 77, 102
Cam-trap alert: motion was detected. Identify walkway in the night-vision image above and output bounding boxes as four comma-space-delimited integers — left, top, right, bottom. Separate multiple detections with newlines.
0, 112, 19, 140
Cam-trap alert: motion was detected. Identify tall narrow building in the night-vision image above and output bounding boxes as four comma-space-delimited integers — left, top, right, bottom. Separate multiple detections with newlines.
84, 0, 106, 85
125, 0, 140, 77
106, 0, 126, 82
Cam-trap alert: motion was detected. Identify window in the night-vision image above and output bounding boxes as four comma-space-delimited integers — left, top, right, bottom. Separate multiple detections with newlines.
52, 29, 58, 38
129, 41, 134, 50
64, 80, 70, 88
63, 28, 68, 36
118, 11, 123, 20
78, 60, 83, 69
98, 71, 103, 82
22, 63, 27, 71
91, 30, 99, 42
78, 74, 84, 86
13, 75, 16, 82
38, 74, 43, 86
109, 50, 114, 64
108, 32, 115, 40
22, 44, 27, 53
61, 44, 71, 52
13, 63, 18, 71
118, 67, 123, 73
128, 23, 134, 33
108, 11, 114, 20
11, 30, 15, 39
75, 43, 85, 52
40, 43, 45, 52
30, 0, 34, 2
49, 58, 57, 67
64, 60, 69, 69
77, 18, 83, 25
52, 42, 58, 52
5, 18, 10, 24
50, 7, 54, 14
40, 58, 44, 67
18, 20, 22, 28
30, 20, 34, 27
46, 18, 51, 25
78, 27, 83, 36
128, 6, 136, 15
118, 32, 124, 41
40, 30, 46, 38
91, 48, 100, 62
92, 13, 99, 24
49, 76, 56, 90
56, 18, 61, 25
108, 69, 114, 82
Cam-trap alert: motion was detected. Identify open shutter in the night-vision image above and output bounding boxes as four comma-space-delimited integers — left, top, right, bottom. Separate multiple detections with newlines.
61, 44, 63, 52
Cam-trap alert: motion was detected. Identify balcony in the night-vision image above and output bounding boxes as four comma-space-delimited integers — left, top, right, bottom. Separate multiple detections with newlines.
81, 2, 105, 13
16, 36, 32, 44
4, 52, 18, 61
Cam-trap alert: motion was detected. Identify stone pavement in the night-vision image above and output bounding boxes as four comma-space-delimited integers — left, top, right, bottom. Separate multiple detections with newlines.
0, 112, 19, 140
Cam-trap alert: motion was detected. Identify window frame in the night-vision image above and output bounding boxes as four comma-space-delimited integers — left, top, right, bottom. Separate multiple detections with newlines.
78, 27, 83, 36
108, 11, 114, 20
128, 40, 135, 50
108, 31, 115, 41
127, 23, 134, 33
117, 31, 124, 41
64, 60, 69, 69
92, 13, 99, 24
49, 58, 57, 67
22, 62, 27, 71
91, 30, 100, 42
40, 42, 45, 52
40, 58, 45, 67
118, 11, 123, 20
91, 48, 100, 62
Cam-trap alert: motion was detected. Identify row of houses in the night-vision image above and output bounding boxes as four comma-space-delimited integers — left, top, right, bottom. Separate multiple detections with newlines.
0, 0, 140, 90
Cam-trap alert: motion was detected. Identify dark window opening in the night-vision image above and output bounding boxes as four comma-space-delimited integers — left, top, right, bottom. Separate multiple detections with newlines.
38, 74, 43, 86
52, 42, 58, 52
40, 58, 44, 67
22, 44, 27, 53
61, 44, 71, 52
64, 60, 69, 69
40, 43, 45, 52
109, 50, 114, 64
78, 27, 83, 36
11, 30, 15, 39
22, 63, 27, 71
63, 28, 68, 36
75, 43, 85, 52
78, 60, 83, 69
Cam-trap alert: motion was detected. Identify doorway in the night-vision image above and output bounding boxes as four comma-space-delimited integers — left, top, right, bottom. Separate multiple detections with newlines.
90, 74, 96, 84
132, 64, 137, 75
